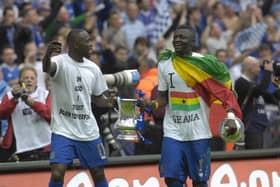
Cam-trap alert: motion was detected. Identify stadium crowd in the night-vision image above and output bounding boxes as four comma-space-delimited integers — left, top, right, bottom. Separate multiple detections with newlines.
1, 0, 280, 162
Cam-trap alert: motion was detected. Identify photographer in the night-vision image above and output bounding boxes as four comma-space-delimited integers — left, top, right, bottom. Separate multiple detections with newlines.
0, 66, 51, 161
234, 57, 280, 149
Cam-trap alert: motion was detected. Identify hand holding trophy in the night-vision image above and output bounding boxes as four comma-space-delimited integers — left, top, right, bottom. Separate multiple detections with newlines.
219, 109, 245, 142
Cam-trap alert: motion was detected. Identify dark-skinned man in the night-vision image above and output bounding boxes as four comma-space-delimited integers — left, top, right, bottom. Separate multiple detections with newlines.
140, 25, 242, 187
43, 29, 111, 187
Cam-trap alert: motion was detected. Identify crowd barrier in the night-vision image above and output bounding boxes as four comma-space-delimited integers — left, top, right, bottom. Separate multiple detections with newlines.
0, 148, 280, 187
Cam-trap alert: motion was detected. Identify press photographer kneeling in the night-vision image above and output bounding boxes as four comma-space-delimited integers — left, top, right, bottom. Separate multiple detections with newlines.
234, 57, 280, 149
0, 67, 51, 161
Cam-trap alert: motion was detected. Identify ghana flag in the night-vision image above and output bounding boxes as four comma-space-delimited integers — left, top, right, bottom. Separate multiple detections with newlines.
159, 49, 242, 119
170, 91, 200, 111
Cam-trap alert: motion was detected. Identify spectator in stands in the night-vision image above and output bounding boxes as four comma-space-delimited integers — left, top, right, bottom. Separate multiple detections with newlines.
100, 44, 136, 99
256, 44, 280, 93
138, 0, 157, 26
0, 66, 51, 161
234, 56, 280, 149
134, 58, 159, 155
227, 42, 256, 83
0, 70, 11, 161
37, 1, 51, 21
127, 36, 151, 70
222, 2, 240, 33
101, 45, 129, 74
0, 6, 33, 63
1, 46, 19, 87
102, 10, 128, 50
44, 4, 96, 42
0, 0, 19, 20
19, 42, 48, 90
121, 2, 146, 50
204, 22, 233, 55
111, 0, 127, 21
264, 15, 280, 46
135, 58, 157, 99
19, 7, 45, 48
186, 6, 203, 49
211, 1, 226, 31
215, 49, 229, 66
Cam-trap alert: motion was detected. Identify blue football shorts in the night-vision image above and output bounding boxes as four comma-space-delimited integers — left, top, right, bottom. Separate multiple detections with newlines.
49, 133, 108, 169
159, 137, 211, 182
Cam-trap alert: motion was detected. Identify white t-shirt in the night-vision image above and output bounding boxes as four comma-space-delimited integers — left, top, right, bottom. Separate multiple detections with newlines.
50, 54, 108, 141
158, 53, 212, 141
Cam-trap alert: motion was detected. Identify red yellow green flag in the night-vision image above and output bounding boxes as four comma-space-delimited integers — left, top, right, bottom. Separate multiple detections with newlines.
170, 91, 200, 111
159, 49, 242, 119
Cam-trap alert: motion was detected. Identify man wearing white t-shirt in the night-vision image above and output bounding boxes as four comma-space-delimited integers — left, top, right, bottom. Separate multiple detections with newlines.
140, 25, 242, 187
43, 29, 111, 187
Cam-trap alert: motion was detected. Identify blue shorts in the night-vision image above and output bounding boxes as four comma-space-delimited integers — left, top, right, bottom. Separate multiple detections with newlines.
49, 133, 108, 169
159, 137, 211, 182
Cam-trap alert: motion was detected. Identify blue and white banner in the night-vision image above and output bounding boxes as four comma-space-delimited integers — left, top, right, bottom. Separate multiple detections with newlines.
234, 23, 267, 52
147, 0, 172, 45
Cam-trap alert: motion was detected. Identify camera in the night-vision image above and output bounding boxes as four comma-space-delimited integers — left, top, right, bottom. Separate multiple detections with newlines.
262, 59, 280, 77
103, 69, 140, 87
13, 82, 28, 100
273, 60, 280, 77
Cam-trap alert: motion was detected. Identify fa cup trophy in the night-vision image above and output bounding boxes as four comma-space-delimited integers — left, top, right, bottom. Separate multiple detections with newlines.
219, 111, 245, 142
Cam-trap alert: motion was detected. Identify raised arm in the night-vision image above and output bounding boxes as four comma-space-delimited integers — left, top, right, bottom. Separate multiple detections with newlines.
42, 41, 61, 77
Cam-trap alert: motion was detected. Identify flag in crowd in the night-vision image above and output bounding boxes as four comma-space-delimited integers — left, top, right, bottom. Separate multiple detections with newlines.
234, 23, 268, 52
148, 0, 172, 45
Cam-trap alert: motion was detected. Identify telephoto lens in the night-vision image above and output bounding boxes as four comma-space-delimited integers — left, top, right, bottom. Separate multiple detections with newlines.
103, 69, 140, 87
102, 127, 118, 150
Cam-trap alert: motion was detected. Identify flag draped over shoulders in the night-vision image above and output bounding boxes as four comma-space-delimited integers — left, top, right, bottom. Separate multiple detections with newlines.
159, 49, 242, 119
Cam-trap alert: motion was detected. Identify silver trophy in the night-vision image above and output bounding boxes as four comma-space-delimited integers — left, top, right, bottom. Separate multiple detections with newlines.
115, 97, 140, 142
219, 115, 245, 142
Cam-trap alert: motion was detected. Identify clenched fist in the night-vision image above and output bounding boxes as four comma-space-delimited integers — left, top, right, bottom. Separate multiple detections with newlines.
46, 40, 62, 57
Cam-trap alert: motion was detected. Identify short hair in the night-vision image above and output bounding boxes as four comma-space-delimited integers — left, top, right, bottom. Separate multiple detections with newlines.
258, 43, 272, 52
1, 45, 14, 55
134, 36, 149, 47
187, 6, 200, 20
21, 7, 34, 17
175, 24, 194, 33
115, 45, 128, 53
19, 66, 37, 79
66, 29, 85, 47
215, 49, 227, 56
3, 6, 13, 16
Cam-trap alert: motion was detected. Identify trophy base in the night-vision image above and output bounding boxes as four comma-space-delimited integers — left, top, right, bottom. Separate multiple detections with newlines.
117, 134, 139, 142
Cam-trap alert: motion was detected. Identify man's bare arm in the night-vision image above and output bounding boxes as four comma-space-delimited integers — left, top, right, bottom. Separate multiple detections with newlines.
43, 41, 61, 77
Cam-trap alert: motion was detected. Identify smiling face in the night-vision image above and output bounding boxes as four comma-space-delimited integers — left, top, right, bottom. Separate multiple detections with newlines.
173, 26, 195, 56
19, 68, 37, 94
